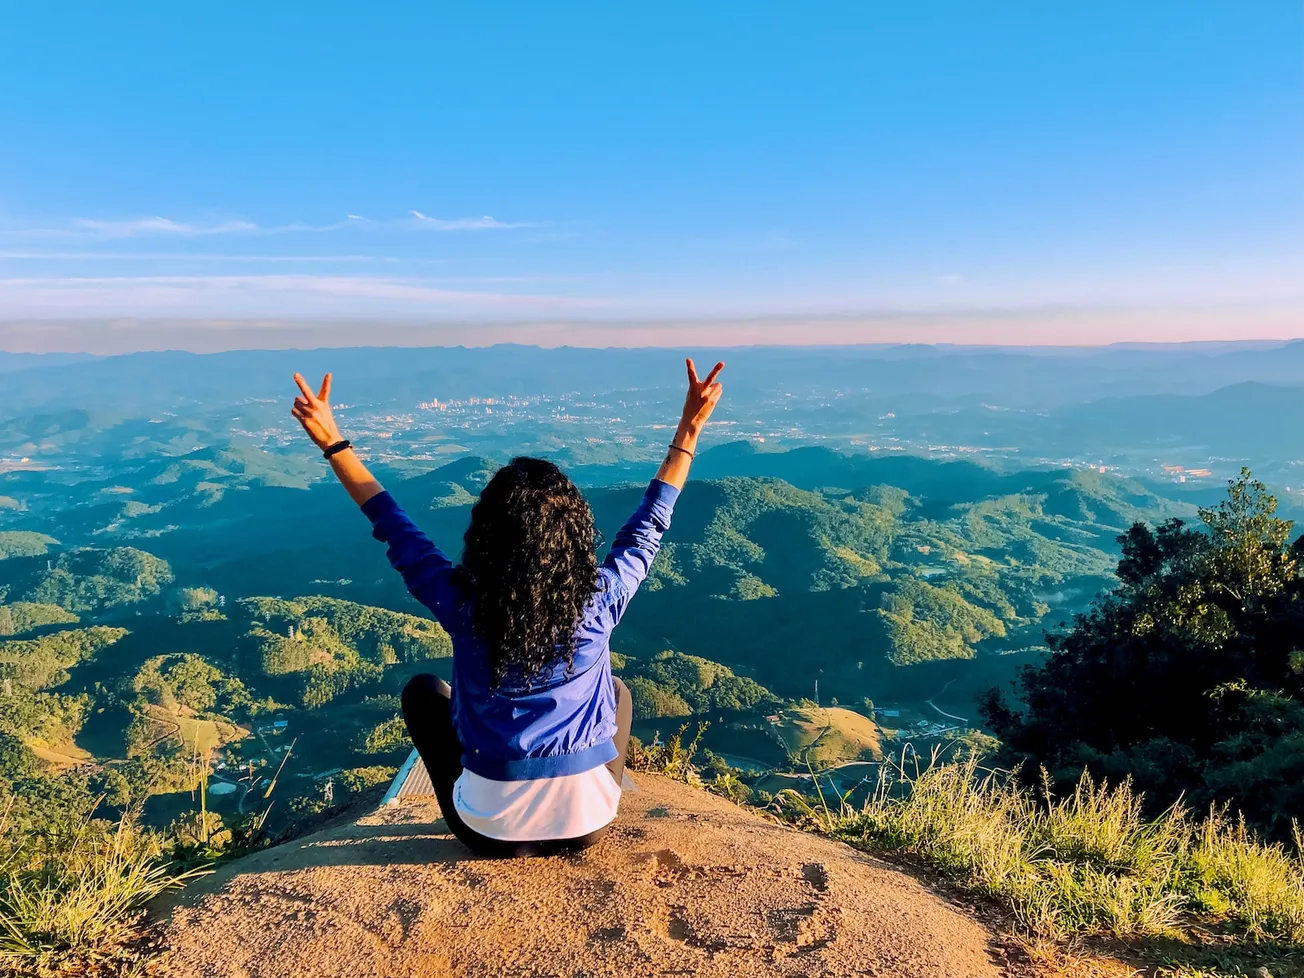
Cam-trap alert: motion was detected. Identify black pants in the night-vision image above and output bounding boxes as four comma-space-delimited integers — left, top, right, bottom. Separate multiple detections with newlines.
400, 673, 627, 858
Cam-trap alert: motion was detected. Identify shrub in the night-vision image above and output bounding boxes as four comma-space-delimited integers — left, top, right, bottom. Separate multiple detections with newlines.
627, 723, 708, 786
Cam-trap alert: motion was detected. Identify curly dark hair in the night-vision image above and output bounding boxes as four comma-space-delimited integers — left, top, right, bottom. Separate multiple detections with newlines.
455, 457, 600, 687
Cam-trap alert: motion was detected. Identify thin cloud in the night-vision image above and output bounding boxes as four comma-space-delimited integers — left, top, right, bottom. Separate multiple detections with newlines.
0, 210, 535, 239
0, 250, 491, 265
0, 273, 604, 318
408, 210, 531, 230
71, 217, 259, 237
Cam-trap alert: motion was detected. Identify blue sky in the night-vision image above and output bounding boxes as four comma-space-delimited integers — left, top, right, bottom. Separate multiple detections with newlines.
0, 2, 1300, 351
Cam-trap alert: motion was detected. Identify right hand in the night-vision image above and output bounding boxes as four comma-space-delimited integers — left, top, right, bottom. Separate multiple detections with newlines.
291, 372, 343, 451
680, 358, 725, 434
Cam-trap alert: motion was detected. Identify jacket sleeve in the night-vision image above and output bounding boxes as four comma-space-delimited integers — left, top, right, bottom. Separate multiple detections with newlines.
600, 478, 680, 623
361, 491, 459, 619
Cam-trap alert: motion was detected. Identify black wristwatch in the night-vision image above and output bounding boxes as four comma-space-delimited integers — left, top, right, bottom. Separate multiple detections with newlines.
323, 439, 352, 459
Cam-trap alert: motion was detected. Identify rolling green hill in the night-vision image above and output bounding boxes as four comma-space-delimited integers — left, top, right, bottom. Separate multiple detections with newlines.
0, 446, 1205, 839
0, 546, 174, 613
774, 706, 884, 768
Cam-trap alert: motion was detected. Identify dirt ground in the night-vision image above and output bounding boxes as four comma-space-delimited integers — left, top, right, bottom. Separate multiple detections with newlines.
157, 773, 1011, 977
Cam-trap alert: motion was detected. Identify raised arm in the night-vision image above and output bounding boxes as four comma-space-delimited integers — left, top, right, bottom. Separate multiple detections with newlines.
291, 372, 384, 506
291, 372, 458, 617
654, 358, 724, 489
601, 358, 725, 618
602, 480, 680, 601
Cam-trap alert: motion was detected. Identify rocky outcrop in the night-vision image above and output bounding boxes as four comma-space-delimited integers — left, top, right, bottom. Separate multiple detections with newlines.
158, 774, 1006, 977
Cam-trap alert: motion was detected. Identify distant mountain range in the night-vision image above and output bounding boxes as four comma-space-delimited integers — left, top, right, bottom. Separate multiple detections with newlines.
2, 341, 1304, 414
0, 344, 1299, 485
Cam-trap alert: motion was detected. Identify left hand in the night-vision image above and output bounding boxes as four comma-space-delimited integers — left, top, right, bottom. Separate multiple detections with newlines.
291, 372, 343, 451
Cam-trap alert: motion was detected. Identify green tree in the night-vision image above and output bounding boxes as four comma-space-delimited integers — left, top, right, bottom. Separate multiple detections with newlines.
627, 677, 692, 719
0, 730, 40, 778
983, 470, 1304, 837
92, 767, 133, 808
878, 579, 1006, 665
0, 626, 127, 690
178, 587, 219, 611
361, 716, 408, 755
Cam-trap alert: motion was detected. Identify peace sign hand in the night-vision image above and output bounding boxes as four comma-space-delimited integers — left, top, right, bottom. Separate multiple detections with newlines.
291, 372, 343, 451
681, 358, 725, 434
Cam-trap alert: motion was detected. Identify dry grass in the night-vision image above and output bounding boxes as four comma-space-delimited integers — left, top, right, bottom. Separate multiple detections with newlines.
141, 703, 244, 755
770, 750, 1304, 949
0, 800, 207, 974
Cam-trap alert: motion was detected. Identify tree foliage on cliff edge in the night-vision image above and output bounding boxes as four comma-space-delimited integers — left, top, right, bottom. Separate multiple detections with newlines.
983, 469, 1304, 837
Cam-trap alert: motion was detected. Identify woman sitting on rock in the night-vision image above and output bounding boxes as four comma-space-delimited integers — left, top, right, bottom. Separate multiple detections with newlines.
290, 358, 724, 857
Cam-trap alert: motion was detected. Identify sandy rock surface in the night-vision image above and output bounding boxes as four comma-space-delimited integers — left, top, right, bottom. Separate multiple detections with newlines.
158, 774, 1006, 977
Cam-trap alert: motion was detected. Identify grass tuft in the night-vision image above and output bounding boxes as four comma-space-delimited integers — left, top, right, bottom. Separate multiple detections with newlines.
769, 749, 1304, 947
0, 798, 207, 973
1186, 812, 1304, 944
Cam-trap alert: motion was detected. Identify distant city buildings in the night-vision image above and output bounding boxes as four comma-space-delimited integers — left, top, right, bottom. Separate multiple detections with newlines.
1161, 464, 1214, 482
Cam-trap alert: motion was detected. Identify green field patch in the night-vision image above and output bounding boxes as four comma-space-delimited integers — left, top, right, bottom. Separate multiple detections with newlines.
773, 706, 883, 769
141, 703, 246, 755
27, 738, 93, 769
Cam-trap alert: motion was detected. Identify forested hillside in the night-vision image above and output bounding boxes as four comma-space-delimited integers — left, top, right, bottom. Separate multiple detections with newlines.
0, 444, 1210, 852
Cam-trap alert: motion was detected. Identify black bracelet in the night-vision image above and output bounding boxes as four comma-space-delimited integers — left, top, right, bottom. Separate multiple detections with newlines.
667, 443, 694, 459
323, 439, 352, 459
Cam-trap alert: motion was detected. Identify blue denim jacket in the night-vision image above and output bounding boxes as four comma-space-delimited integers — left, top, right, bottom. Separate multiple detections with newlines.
363, 478, 679, 780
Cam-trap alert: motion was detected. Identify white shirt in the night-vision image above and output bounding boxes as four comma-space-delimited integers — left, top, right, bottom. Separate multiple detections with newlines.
452, 766, 622, 842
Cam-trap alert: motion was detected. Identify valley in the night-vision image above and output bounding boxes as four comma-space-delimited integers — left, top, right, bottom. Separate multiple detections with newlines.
0, 424, 1204, 830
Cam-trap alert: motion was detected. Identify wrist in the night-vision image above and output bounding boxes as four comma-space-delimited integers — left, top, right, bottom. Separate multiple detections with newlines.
673, 421, 701, 446
671, 435, 699, 455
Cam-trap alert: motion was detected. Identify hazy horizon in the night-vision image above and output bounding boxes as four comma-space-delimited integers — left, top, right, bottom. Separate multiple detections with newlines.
2, 307, 1303, 356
